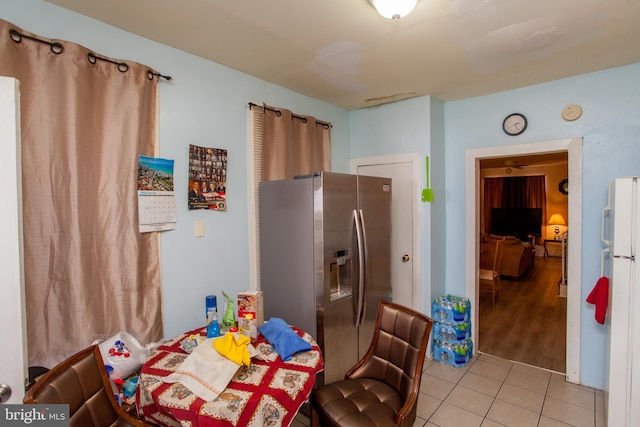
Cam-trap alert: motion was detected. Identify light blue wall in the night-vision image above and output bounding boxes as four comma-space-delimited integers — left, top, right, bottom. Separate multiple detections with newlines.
349, 96, 447, 313
350, 97, 431, 158
0, 0, 351, 340
444, 63, 640, 389
429, 97, 446, 307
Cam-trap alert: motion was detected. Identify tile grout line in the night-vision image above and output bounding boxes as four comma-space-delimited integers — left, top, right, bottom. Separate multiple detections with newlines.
536, 365, 553, 427
475, 356, 518, 425
421, 357, 474, 425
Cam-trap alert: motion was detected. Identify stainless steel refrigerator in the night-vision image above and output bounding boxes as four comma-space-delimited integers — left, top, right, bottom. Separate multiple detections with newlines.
259, 171, 392, 385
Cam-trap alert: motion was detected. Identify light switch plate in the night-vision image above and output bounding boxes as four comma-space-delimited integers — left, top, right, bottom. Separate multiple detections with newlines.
195, 221, 205, 238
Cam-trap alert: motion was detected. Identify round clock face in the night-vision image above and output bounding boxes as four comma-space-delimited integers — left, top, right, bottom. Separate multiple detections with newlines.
502, 113, 527, 136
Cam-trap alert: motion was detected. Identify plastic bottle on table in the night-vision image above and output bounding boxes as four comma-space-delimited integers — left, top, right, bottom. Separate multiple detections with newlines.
242, 313, 258, 344
206, 295, 220, 338
221, 291, 236, 333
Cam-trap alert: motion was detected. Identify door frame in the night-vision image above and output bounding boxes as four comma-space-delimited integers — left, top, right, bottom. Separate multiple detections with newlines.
465, 138, 582, 384
0, 77, 28, 403
351, 153, 423, 311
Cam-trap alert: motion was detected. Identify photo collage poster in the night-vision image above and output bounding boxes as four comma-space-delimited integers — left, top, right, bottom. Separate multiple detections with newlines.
188, 144, 227, 211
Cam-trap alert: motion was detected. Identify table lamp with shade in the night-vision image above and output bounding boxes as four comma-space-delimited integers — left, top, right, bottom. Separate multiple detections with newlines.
549, 213, 566, 240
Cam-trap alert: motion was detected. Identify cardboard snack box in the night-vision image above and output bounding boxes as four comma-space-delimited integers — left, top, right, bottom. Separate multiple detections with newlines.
237, 290, 264, 326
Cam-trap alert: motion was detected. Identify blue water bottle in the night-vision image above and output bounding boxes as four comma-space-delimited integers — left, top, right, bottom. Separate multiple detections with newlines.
206, 295, 221, 337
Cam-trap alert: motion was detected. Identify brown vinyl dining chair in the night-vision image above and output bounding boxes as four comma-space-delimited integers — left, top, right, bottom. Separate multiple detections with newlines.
23, 345, 153, 427
309, 300, 433, 427
479, 239, 504, 306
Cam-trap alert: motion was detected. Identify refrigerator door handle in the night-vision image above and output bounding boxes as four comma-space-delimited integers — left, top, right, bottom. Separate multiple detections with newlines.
602, 205, 611, 247
358, 209, 368, 326
353, 209, 365, 327
602, 182, 612, 247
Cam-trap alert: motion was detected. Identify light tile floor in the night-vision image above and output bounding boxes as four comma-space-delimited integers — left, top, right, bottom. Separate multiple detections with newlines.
293, 352, 606, 427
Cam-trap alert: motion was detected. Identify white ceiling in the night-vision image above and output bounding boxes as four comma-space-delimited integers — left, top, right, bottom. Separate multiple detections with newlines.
45, 0, 640, 111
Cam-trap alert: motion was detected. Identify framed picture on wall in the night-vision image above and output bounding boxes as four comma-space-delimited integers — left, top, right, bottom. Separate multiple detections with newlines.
188, 144, 228, 211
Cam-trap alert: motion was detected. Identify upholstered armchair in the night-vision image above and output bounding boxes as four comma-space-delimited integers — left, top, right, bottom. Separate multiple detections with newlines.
24, 345, 152, 427
480, 234, 535, 279
310, 300, 433, 427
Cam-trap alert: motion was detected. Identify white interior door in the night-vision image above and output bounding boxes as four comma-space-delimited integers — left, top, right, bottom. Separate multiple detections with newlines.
0, 77, 28, 404
352, 154, 422, 310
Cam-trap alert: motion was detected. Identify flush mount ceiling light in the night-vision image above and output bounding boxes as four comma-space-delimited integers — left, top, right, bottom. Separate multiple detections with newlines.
369, 0, 419, 21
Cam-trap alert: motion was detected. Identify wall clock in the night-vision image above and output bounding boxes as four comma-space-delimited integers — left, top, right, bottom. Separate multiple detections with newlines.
502, 113, 527, 136
558, 178, 569, 195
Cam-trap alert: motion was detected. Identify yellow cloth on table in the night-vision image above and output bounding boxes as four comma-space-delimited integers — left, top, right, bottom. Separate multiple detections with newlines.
213, 332, 251, 366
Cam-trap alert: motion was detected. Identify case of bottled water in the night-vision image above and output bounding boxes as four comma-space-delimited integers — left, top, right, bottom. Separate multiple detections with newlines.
433, 321, 471, 344
433, 339, 473, 368
431, 294, 470, 324
432, 295, 473, 367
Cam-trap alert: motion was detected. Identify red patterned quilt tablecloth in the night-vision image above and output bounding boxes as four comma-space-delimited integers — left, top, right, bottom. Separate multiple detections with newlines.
136, 326, 323, 427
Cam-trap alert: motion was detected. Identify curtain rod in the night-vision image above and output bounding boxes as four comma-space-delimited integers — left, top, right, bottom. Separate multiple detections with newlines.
248, 102, 332, 128
9, 29, 172, 82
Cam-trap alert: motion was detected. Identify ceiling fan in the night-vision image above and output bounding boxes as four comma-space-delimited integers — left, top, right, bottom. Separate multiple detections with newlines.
503, 160, 529, 173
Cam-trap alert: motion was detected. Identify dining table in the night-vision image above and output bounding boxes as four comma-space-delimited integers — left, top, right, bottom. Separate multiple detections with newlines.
136, 325, 323, 427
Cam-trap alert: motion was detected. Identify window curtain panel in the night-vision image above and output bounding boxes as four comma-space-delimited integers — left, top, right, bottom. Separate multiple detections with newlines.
483, 178, 504, 234
0, 18, 162, 368
501, 176, 547, 225
261, 105, 331, 181
483, 176, 546, 236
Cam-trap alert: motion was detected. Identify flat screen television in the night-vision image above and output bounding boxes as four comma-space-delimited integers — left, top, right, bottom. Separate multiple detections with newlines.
490, 207, 542, 238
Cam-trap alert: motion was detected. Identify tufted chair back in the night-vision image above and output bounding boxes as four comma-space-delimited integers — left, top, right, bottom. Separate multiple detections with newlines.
310, 300, 433, 427
23, 345, 152, 427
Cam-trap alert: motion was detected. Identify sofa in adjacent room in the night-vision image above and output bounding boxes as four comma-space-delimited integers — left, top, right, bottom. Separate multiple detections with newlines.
480, 234, 536, 279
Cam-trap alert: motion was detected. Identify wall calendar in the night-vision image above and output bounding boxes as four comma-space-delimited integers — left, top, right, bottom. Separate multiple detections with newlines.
137, 155, 176, 232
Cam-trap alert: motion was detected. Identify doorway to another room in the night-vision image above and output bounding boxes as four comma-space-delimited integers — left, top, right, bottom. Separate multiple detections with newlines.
466, 138, 583, 384
478, 153, 568, 373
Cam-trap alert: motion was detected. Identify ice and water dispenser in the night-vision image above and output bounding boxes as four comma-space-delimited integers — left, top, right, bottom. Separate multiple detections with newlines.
329, 248, 353, 301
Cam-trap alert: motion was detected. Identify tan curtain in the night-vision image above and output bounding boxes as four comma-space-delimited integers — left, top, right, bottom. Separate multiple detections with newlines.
261, 104, 331, 181
501, 176, 546, 214
483, 178, 504, 234
484, 176, 547, 237
524, 176, 547, 239
0, 19, 162, 368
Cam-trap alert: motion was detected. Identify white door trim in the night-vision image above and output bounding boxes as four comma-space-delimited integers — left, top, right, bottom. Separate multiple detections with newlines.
351, 153, 423, 311
465, 138, 582, 384
0, 77, 27, 403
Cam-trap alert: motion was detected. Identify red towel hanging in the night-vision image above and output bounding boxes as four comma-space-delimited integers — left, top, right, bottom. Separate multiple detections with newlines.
586, 276, 609, 324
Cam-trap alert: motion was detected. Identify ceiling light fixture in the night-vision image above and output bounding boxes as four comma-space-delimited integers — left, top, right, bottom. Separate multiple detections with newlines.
369, 0, 418, 21
504, 160, 514, 174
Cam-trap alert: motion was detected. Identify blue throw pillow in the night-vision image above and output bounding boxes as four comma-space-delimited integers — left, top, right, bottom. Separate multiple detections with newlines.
258, 317, 312, 361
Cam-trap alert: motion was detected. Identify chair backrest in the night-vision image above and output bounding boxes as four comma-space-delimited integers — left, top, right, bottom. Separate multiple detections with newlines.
493, 239, 504, 273
23, 345, 147, 427
345, 300, 433, 425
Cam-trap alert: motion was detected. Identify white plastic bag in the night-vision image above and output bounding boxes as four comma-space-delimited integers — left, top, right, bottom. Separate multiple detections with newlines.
97, 331, 149, 381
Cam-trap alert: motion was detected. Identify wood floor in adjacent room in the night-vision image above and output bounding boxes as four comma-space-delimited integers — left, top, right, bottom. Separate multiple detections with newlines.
479, 256, 567, 373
